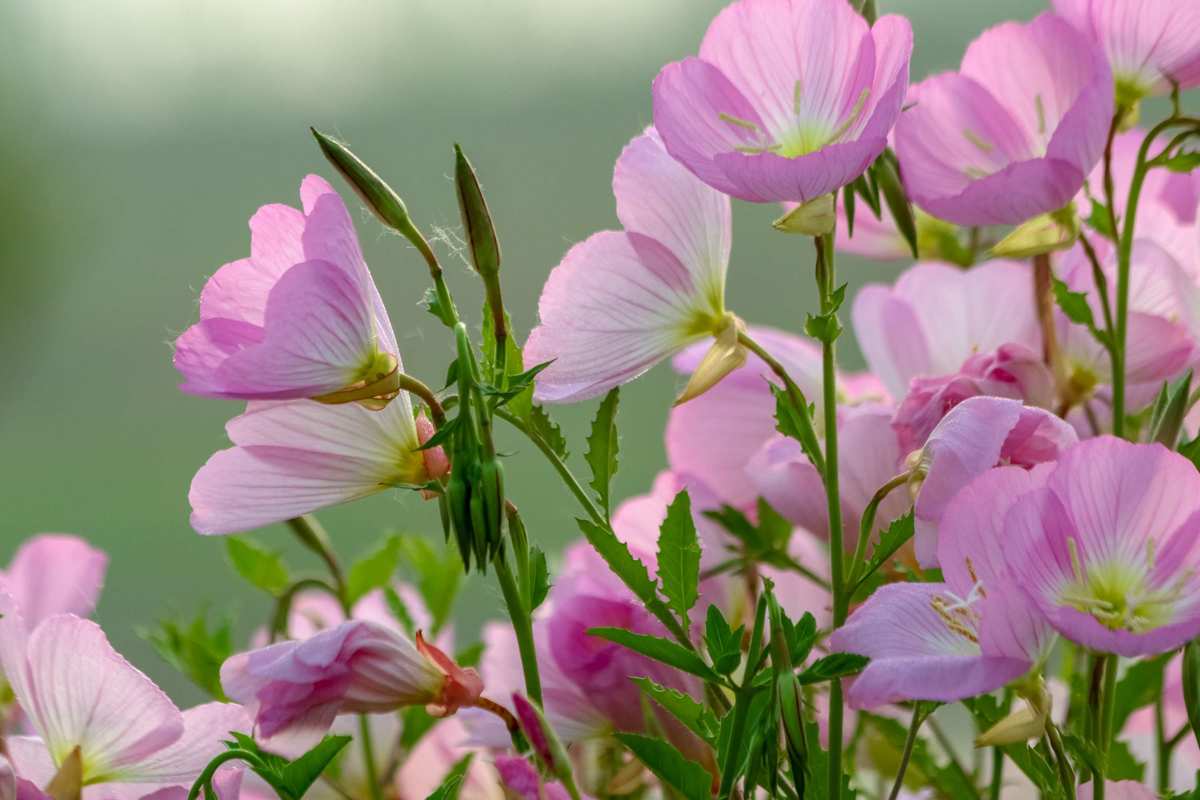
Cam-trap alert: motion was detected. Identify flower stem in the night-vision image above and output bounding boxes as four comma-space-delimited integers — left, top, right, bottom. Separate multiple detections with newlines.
1091, 653, 1119, 800
1155, 693, 1173, 794
1046, 721, 1076, 797
1032, 253, 1059, 375
846, 472, 910, 589
357, 714, 384, 800
889, 705, 928, 800
492, 547, 543, 706
285, 515, 348, 605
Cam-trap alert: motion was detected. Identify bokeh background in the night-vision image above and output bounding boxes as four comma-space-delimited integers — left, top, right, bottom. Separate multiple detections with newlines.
2, 0, 1056, 703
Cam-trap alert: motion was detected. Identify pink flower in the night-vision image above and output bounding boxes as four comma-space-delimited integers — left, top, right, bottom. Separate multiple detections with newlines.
1004, 436, 1200, 656
912, 397, 1077, 567
0, 613, 248, 798
851, 260, 1042, 402
1076, 780, 1157, 800
221, 620, 482, 750
525, 128, 734, 404
494, 756, 576, 800
892, 343, 1055, 454
0, 534, 107, 629
652, 0, 912, 203
395, 718, 502, 800
831, 466, 1056, 708
188, 398, 436, 535
1054, 0, 1200, 102
174, 175, 403, 402
895, 13, 1112, 225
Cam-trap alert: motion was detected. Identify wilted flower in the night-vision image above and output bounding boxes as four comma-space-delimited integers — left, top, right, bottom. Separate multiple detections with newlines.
174, 175, 403, 405
895, 13, 1112, 225
1004, 436, 1200, 656
525, 128, 738, 404
652, 0, 912, 203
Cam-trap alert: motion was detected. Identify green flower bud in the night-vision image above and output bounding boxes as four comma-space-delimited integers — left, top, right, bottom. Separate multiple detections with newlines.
311, 128, 413, 234
453, 144, 501, 279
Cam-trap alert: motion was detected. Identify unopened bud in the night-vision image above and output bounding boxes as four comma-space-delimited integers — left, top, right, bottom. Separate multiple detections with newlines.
311, 128, 413, 234
675, 315, 748, 405
991, 207, 1078, 259
773, 193, 836, 235
454, 144, 501, 279
975, 679, 1050, 747
512, 694, 580, 800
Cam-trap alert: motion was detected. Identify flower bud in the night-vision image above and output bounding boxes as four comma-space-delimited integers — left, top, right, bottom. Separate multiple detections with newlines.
674, 314, 747, 405
975, 679, 1050, 747
512, 694, 580, 800
311, 128, 413, 234
773, 193, 836, 235
454, 144, 501, 279
991, 207, 1078, 259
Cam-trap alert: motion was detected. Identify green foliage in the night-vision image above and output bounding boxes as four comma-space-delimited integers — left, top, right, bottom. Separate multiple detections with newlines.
588, 627, 719, 682
426, 754, 475, 800
1112, 652, 1171, 734
963, 696, 1063, 798
631, 676, 720, 746
1085, 199, 1115, 239
770, 384, 825, 474
220, 732, 352, 800
397, 534, 463, 633
344, 534, 403, 608
400, 707, 438, 750
526, 402, 569, 460
383, 585, 417, 634
873, 149, 918, 258
657, 490, 702, 629
865, 713, 978, 799
1157, 150, 1200, 173
528, 545, 551, 611
851, 512, 915, 594
704, 605, 744, 675
616, 733, 712, 800
225, 537, 290, 597
1148, 371, 1193, 448
1051, 277, 1107, 347
142, 610, 233, 700
797, 653, 869, 685
1184, 640, 1200, 754
575, 518, 657, 605
584, 388, 621, 518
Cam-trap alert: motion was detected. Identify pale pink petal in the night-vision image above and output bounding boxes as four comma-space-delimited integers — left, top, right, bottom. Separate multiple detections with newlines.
850, 285, 932, 399
114, 703, 250, 785
199, 200, 305, 325
749, 436, 829, 537
396, 718, 502, 800
0, 535, 107, 628
1076, 781, 1157, 800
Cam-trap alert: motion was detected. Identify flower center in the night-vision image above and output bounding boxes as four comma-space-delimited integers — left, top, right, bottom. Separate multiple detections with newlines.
1058, 538, 1191, 633
720, 84, 871, 159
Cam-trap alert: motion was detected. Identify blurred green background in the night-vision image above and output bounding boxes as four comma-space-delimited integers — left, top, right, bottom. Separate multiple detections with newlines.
0, 0, 1048, 703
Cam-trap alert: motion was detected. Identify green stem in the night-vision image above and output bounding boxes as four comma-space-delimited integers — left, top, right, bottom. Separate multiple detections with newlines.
737, 330, 824, 474
187, 751, 265, 800
285, 516, 347, 605
926, 716, 980, 799
815, 231, 848, 800
357, 715, 384, 800
269, 577, 342, 641
1046, 721, 1076, 797
987, 746, 1004, 800
397, 373, 446, 427
888, 705, 927, 800
1091, 653, 1118, 800
1155, 693, 1173, 794
846, 472, 910, 589
492, 548, 543, 706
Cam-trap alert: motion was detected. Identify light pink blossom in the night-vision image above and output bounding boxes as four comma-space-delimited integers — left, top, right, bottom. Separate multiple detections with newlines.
174, 175, 402, 402
1004, 436, 1200, 656
652, 0, 912, 203
895, 13, 1112, 225
0, 534, 107, 629
1076, 780, 1157, 800
525, 128, 733, 404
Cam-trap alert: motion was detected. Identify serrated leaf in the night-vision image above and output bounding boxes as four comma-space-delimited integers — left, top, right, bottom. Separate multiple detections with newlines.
798, 653, 868, 684
426, 753, 475, 800
852, 512, 915, 592
657, 491, 701, 629
344, 535, 403, 607
771, 384, 824, 474
1052, 277, 1098, 331
225, 538, 290, 597
141, 611, 233, 700
278, 735, 352, 799
576, 519, 657, 605
422, 286, 449, 323
588, 627, 719, 682
584, 388, 621, 517
632, 676, 719, 745
616, 733, 712, 800
526, 402, 569, 460
704, 605, 743, 675
480, 302, 533, 417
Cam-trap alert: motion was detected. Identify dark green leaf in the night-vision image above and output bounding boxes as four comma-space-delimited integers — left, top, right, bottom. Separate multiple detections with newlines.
1107, 739, 1146, 782
1184, 640, 1200, 754
383, 585, 417, 634
417, 414, 460, 451
615, 733, 712, 800
225, 538, 290, 597
787, 612, 818, 666
526, 403, 569, 460
704, 604, 743, 675
344, 535, 403, 607
1150, 371, 1193, 448
1052, 277, 1098, 331
576, 519, 657, 606
1112, 652, 1171, 734
657, 491, 701, 628
584, 388, 621, 517
804, 311, 842, 343
141, 610, 233, 700
631, 676, 719, 745
1159, 151, 1200, 173
875, 150, 918, 258
771, 383, 824, 474
1085, 199, 1115, 240
798, 653, 869, 684
278, 735, 353, 799
528, 546, 551, 611
425, 754, 475, 800
852, 512, 915, 593
588, 627, 719, 682
844, 182, 856, 237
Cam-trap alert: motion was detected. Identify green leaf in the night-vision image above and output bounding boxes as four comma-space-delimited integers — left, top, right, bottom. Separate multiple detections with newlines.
277, 735, 353, 799
1085, 199, 1115, 240
804, 311, 843, 343
422, 286, 450, 325
1112, 652, 1171, 734
1183, 640, 1200, 754
843, 181, 857, 237
455, 641, 485, 668
657, 491, 701, 629
1052, 277, 1098, 331
786, 612, 818, 666
526, 402, 569, 460
771, 383, 824, 474
575, 519, 657, 606
1149, 371, 1193, 448
798, 653, 869, 684
397, 535, 463, 633
225, 538, 290, 597
141, 610, 233, 700
1159, 151, 1200, 173
962, 698, 1062, 797
852, 512, 915, 593
344, 535, 403, 607
615, 733, 712, 800
400, 707, 438, 749
1179, 430, 1200, 471
631, 676, 719, 745
875, 150, 918, 258
528, 546, 551, 611
1107, 739, 1146, 782
588, 627, 719, 682
425, 754, 475, 800
704, 605, 744, 675
584, 388, 621, 517
382, 585, 417, 634
866, 713, 978, 800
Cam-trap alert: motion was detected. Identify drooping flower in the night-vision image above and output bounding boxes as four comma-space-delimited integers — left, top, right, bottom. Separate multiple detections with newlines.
221, 620, 482, 750
188, 400, 444, 535
851, 260, 1042, 403
1053, 0, 1200, 108
895, 13, 1112, 225
1004, 436, 1200, 657
831, 466, 1056, 708
525, 128, 737, 404
652, 0, 912, 204
0, 534, 107, 629
911, 396, 1077, 567
0, 613, 248, 799
174, 175, 404, 404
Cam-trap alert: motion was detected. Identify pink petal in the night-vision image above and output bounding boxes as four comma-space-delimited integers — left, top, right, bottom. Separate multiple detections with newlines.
200, 202, 305, 326
526, 232, 709, 403
1, 616, 184, 783
113, 703, 251, 785
614, 128, 731, 301
0, 535, 108, 629
1076, 781, 1157, 800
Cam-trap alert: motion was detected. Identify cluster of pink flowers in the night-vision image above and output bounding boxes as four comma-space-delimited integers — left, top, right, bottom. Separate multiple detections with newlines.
4, 0, 1200, 798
